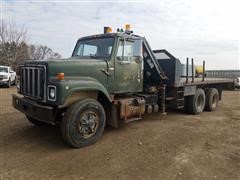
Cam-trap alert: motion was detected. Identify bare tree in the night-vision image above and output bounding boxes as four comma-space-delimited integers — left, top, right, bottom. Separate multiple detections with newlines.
0, 20, 61, 70
28, 44, 61, 60
0, 20, 28, 68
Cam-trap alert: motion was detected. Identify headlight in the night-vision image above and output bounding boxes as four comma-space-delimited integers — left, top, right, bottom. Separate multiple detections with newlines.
48, 85, 56, 101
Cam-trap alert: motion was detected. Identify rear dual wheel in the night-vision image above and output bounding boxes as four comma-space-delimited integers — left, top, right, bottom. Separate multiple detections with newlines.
185, 88, 219, 114
188, 88, 206, 114
205, 88, 219, 111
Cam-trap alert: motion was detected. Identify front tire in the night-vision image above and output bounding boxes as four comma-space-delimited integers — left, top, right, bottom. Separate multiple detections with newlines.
61, 99, 106, 148
188, 88, 206, 114
6, 78, 11, 88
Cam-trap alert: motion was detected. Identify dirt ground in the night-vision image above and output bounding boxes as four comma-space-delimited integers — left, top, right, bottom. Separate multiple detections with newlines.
0, 87, 239, 180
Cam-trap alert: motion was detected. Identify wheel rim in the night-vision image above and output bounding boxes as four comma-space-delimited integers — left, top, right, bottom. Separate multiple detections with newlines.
78, 110, 99, 139
212, 94, 218, 108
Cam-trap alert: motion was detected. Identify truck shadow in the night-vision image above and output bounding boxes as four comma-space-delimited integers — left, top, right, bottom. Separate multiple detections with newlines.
2, 119, 126, 151
2, 123, 68, 151
2, 110, 193, 152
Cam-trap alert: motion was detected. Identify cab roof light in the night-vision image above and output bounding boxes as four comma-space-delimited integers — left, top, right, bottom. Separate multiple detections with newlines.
104, 26, 112, 34
125, 24, 131, 31
104, 24, 133, 34
56, 73, 65, 80
124, 24, 133, 34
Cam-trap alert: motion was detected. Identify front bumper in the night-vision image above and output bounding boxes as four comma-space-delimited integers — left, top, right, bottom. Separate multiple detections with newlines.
12, 94, 58, 124
0, 79, 8, 85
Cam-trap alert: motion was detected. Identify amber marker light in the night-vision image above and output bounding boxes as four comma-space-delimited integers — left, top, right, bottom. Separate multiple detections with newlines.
106, 27, 112, 33
125, 24, 131, 31
56, 73, 65, 80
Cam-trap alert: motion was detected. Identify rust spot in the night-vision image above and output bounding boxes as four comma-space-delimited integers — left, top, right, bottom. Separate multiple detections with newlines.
114, 97, 145, 121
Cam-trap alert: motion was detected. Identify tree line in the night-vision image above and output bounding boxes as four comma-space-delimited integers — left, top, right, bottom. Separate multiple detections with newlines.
0, 20, 61, 71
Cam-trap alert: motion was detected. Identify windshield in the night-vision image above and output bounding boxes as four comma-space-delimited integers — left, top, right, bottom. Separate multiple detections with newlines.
72, 37, 114, 59
0, 67, 8, 73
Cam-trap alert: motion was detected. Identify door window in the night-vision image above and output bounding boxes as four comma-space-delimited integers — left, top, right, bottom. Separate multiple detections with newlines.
116, 40, 133, 61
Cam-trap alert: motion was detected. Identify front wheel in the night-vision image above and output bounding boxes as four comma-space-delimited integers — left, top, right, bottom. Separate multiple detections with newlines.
61, 99, 106, 148
6, 78, 11, 88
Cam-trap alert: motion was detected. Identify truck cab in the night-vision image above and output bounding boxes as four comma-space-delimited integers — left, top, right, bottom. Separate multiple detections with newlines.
71, 33, 144, 93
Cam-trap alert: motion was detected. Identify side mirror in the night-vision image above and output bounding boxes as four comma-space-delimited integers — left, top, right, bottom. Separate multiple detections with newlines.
134, 56, 143, 64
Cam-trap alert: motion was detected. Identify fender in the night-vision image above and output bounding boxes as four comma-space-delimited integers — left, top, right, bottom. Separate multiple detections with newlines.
55, 77, 112, 107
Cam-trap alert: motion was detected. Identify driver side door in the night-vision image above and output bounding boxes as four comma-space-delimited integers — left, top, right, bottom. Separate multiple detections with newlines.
112, 38, 143, 93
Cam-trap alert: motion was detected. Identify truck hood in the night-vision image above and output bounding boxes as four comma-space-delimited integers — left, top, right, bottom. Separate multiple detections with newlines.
23, 58, 108, 84
47, 58, 107, 78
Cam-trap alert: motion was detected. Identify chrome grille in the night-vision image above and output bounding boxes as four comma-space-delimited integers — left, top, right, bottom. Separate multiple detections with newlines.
20, 66, 46, 100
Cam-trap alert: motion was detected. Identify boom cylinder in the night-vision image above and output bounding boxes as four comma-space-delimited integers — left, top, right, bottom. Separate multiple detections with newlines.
160, 84, 166, 115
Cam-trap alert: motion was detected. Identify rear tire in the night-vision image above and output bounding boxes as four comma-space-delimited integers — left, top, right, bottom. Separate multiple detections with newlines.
183, 96, 190, 113
188, 88, 206, 114
61, 99, 106, 148
205, 88, 219, 111
26, 115, 48, 126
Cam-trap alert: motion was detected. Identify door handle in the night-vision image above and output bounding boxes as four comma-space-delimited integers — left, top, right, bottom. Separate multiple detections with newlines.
100, 69, 111, 76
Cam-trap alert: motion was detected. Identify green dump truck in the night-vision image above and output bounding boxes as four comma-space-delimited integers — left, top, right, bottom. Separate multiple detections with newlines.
12, 25, 233, 148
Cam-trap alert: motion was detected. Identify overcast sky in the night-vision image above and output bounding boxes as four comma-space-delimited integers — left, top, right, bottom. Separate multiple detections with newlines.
1, 0, 239, 70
